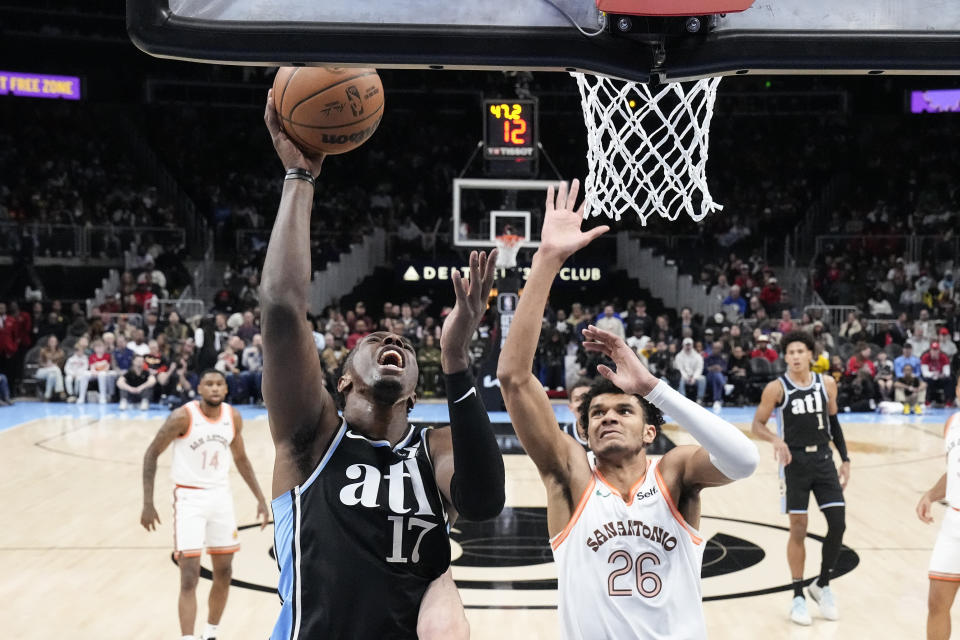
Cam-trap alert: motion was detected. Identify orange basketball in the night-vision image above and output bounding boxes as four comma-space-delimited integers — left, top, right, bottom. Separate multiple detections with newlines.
272, 67, 384, 155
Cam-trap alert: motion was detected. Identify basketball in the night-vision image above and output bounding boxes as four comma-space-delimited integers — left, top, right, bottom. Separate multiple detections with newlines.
272, 67, 384, 155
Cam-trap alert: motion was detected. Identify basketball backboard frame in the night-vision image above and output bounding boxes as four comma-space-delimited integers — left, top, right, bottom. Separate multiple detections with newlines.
453, 179, 564, 249
129, 0, 960, 83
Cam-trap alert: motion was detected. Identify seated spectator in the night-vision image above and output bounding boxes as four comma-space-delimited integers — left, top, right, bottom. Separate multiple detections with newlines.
36, 335, 66, 401
596, 305, 625, 340
63, 344, 89, 403
164, 311, 190, 344
143, 311, 162, 341
538, 330, 567, 392
703, 341, 728, 409
128, 329, 150, 356
887, 312, 911, 346
839, 311, 865, 342
674, 337, 706, 403
937, 327, 957, 358
894, 343, 921, 378
727, 345, 750, 404
828, 355, 845, 383
235, 310, 260, 344
812, 341, 830, 374
845, 343, 876, 379
839, 369, 878, 413
759, 277, 782, 311
417, 334, 442, 397
867, 288, 894, 317
0, 372, 10, 406
921, 342, 953, 406
347, 319, 371, 350
117, 354, 156, 410
874, 351, 894, 401
776, 310, 794, 334
112, 333, 134, 374
811, 320, 834, 351
722, 284, 747, 316
320, 335, 349, 392
240, 334, 264, 404
750, 334, 778, 363
894, 363, 927, 414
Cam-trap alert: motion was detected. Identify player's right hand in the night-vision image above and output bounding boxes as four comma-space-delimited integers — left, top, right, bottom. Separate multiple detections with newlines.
538, 179, 608, 262
773, 439, 792, 466
916, 493, 934, 524
264, 89, 325, 177
582, 325, 658, 396
140, 503, 161, 531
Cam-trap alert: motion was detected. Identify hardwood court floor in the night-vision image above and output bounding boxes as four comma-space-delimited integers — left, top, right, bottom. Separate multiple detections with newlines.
0, 405, 955, 639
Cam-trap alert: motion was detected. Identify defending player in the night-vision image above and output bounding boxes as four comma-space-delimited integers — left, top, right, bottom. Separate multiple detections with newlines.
141, 369, 269, 640
916, 377, 960, 640
261, 90, 505, 639
497, 180, 758, 639
751, 331, 850, 626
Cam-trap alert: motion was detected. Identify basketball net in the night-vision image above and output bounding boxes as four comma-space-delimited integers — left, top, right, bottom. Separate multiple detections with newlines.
495, 234, 524, 269
572, 73, 723, 225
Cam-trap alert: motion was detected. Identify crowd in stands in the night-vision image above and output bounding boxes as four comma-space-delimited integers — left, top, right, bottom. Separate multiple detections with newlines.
1, 245, 955, 416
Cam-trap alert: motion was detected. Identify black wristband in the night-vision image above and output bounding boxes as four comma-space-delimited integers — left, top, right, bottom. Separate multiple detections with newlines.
828, 414, 849, 462
284, 167, 315, 187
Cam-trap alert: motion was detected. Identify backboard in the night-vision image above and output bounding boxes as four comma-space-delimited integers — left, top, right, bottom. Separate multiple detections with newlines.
453, 179, 565, 249
129, 0, 960, 82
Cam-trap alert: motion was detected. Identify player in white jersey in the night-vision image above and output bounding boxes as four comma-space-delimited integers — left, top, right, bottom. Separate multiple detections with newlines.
917, 378, 960, 640
141, 369, 269, 640
497, 180, 759, 639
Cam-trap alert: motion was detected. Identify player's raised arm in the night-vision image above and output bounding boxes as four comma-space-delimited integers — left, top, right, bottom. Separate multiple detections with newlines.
140, 407, 190, 531
583, 325, 758, 489
261, 90, 340, 497
428, 250, 506, 522
496, 180, 608, 480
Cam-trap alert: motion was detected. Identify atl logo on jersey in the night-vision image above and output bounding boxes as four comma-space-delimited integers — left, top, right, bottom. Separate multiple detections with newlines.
789, 385, 823, 415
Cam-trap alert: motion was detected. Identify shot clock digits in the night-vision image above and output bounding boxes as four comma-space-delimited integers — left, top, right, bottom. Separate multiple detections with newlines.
483, 99, 538, 159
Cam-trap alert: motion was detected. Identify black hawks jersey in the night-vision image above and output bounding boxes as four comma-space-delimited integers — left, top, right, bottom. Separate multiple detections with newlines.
271, 421, 451, 640
775, 373, 832, 447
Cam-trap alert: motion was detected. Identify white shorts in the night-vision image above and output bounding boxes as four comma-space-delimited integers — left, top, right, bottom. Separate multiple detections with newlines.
929, 507, 960, 582
173, 484, 240, 558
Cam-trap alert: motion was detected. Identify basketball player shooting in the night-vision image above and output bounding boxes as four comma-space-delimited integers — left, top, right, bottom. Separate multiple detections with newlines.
261, 90, 505, 639
140, 369, 269, 640
916, 378, 960, 640
751, 331, 850, 626
497, 180, 758, 639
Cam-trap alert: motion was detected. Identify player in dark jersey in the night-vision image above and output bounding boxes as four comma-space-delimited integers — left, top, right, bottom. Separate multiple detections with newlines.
752, 330, 850, 627
261, 91, 505, 639
560, 378, 592, 448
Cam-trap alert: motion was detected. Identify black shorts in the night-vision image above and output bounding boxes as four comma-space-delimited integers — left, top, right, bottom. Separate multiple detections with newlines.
780, 444, 845, 514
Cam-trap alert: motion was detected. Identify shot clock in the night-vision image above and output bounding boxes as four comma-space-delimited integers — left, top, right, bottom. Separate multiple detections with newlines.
483, 98, 538, 175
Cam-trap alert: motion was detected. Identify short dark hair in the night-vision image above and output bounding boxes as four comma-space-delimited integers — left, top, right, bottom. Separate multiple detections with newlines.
577, 378, 664, 442
781, 330, 815, 354
199, 368, 226, 382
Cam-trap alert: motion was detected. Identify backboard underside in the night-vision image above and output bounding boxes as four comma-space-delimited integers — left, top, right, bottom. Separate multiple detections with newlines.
130, 0, 960, 81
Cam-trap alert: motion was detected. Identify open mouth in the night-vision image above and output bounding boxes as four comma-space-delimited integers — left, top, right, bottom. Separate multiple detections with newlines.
597, 427, 621, 440
377, 347, 405, 370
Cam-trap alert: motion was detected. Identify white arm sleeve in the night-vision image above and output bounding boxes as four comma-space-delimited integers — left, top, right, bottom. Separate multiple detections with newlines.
644, 380, 759, 480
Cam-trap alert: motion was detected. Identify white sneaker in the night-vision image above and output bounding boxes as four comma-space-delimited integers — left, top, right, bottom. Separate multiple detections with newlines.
808, 582, 839, 620
76, 395, 85, 405
790, 595, 812, 626
99, 395, 107, 404
118, 399, 128, 410
712, 400, 722, 411
139, 398, 150, 411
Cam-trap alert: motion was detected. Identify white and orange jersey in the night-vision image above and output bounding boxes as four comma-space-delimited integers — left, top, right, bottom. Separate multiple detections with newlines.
551, 458, 707, 640
171, 401, 235, 489
945, 412, 960, 509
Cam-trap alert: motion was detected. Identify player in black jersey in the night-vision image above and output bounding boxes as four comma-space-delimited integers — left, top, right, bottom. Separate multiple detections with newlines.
752, 330, 850, 627
261, 92, 506, 639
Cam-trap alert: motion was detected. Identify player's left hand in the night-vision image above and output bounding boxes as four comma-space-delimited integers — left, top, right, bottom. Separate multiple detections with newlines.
440, 249, 498, 372
256, 499, 270, 530
582, 325, 658, 396
838, 460, 850, 489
